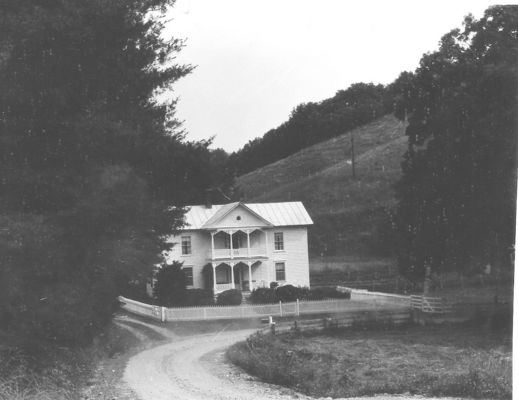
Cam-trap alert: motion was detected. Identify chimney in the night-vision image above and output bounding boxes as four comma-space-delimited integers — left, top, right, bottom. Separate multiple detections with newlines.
205, 188, 212, 209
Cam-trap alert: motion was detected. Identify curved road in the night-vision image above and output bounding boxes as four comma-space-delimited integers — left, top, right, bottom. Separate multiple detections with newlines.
123, 326, 313, 400
120, 317, 457, 400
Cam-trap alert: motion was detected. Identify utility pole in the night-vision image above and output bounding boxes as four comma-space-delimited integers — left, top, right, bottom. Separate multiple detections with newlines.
351, 131, 356, 179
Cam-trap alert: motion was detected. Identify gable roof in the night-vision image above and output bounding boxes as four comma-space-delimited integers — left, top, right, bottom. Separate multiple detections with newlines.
201, 202, 273, 229
183, 201, 313, 229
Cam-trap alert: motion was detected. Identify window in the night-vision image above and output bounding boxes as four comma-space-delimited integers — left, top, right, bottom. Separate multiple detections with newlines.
275, 262, 286, 281
183, 267, 193, 286
181, 236, 192, 255
274, 232, 284, 251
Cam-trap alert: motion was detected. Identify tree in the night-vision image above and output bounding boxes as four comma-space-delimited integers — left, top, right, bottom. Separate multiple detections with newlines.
394, 6, 517, 289
0, 0, 224, 344
153, 262, 188, 306
227, 82, 390, 176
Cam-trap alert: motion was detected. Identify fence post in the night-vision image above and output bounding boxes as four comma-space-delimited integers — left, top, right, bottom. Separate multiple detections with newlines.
203, 307, 207, 320
296, 298, 300, 316
161, 306, 166, 323
279, 301, 283, 317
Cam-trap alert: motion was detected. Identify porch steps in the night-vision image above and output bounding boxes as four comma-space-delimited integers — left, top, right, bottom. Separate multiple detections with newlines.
242, 291, 252, 303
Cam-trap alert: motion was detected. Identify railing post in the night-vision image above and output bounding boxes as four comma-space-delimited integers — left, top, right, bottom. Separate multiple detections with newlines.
203, 307, 207, 320
279, 300, 283, 317
161, 306, 166, 323
296, 298, 300, 316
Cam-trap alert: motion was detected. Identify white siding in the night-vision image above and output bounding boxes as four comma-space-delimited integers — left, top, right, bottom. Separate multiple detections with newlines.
261, 226, 310, 288
165, 230, 210, 289
211, 205, 269, 229
164, 220, 310, 290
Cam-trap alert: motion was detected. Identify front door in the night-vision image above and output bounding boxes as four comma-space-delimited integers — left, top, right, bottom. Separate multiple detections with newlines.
234, 268, 241, 288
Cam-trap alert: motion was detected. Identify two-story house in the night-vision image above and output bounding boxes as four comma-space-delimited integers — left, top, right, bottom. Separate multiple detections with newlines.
164, 201, 313, 293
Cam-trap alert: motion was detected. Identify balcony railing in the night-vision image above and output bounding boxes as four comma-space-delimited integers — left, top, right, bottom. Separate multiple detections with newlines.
210, 247, 267, 259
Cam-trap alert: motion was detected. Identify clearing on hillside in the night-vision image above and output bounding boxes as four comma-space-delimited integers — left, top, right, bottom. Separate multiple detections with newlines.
236, 115, 407, 271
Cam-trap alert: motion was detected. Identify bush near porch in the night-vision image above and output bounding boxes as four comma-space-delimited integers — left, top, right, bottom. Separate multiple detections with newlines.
249, 285, 350, 304
217, 289, 243, 306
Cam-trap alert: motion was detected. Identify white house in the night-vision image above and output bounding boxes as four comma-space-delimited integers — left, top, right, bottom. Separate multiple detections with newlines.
164, 201, 313, 293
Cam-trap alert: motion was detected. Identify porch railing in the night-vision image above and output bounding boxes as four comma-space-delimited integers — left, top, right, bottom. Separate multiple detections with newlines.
211, 246, 267, 259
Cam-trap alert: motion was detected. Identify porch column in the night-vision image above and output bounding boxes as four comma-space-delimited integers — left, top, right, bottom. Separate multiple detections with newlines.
250, 229, 254, 257
211, 231, 215, 259
266, 261, 270, 286
230, 262, 235, 289
212, 264, 217, 293
247, 261, 253, 291
229, 230, 234, 259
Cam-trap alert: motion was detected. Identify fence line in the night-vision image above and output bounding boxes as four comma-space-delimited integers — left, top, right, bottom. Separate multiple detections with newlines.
117, 295, 408, 322
262, 308, 412, 335
410, 295, 452, 314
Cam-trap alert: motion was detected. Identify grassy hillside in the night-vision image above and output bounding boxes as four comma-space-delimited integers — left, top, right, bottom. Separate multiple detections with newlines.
236, 115, 407, 265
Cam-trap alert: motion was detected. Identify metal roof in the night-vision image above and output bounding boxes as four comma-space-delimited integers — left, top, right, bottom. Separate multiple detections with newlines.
183, 201, 313, 229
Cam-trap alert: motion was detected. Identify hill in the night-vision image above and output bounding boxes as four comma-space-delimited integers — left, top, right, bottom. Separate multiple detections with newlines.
236, 115, 407, 267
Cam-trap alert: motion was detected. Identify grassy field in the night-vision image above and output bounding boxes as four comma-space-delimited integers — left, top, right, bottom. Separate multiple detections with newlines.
0, 321, 140, 400
236, 115, 407, 261
227, 318, 512, 399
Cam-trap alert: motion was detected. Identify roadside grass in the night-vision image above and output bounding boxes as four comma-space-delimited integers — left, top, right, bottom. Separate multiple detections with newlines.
0, 320, 140, 400
227, 320, 512, 399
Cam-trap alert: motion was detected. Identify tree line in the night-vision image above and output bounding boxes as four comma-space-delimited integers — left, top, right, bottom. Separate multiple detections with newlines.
227, 83, 396, 176
0, 0, 231, 345
393, 6, 517, 288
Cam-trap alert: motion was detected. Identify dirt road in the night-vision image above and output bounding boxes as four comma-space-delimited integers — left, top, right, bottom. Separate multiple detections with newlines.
120, 316, 461, 400
123, 325, 312, 400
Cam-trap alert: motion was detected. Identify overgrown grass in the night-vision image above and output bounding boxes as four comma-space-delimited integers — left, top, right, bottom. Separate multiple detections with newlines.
227, 319, 512, 399
0, 320, 140, 400
236, 115, 407, 259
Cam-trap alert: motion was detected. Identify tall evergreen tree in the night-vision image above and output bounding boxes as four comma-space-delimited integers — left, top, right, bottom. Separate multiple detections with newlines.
0, 0, 219, 343
394, 6, 517, 288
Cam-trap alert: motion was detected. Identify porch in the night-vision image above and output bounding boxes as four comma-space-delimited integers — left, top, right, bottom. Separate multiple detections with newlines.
209, 229, 267, 260
212, 260, 268, 293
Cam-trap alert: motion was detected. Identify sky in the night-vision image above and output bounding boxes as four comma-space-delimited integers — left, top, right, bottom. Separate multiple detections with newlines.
162, 0, 496, 152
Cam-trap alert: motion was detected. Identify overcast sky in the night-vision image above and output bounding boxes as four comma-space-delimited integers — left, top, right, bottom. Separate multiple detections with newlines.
163, 0, 496, 152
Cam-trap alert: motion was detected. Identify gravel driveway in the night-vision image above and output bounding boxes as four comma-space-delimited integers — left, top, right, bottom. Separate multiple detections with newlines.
123, 326, 313, 400
120, 316, 462, 400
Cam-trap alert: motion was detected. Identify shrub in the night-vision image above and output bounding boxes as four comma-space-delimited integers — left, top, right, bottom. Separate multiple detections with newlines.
249, 285, 351, 304
153, 262, 187, 307
309, 287, 351, 300
217, 289, 242, 306
183, 289, 214, 306
270, 281, 279, 289
275, 285, 302, 302
250, 287, 277, 304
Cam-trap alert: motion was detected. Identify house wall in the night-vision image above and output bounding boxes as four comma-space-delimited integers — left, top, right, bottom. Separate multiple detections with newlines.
257, 226, 310, 288
165, 230, 210, 289
165, 225, 310, 290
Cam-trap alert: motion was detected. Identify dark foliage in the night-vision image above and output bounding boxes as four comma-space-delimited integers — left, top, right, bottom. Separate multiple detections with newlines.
228, 83, 393, 176
216, 289, 243, 306
393, 6, 518, 283
0, 0, 232, 345
153, 262, 187, 307
183, 289, 215, 306
249, 285, 350, 304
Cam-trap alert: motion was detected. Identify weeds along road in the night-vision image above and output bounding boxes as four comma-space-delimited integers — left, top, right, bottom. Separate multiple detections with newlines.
123, 325, 313, 400
120, 315, 461, 400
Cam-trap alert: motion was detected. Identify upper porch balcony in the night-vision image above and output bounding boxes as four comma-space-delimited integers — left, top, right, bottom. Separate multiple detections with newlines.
209, 229, 268, 260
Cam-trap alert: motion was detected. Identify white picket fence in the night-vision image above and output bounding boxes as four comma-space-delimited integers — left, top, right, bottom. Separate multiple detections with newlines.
117, 295, 406, 322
